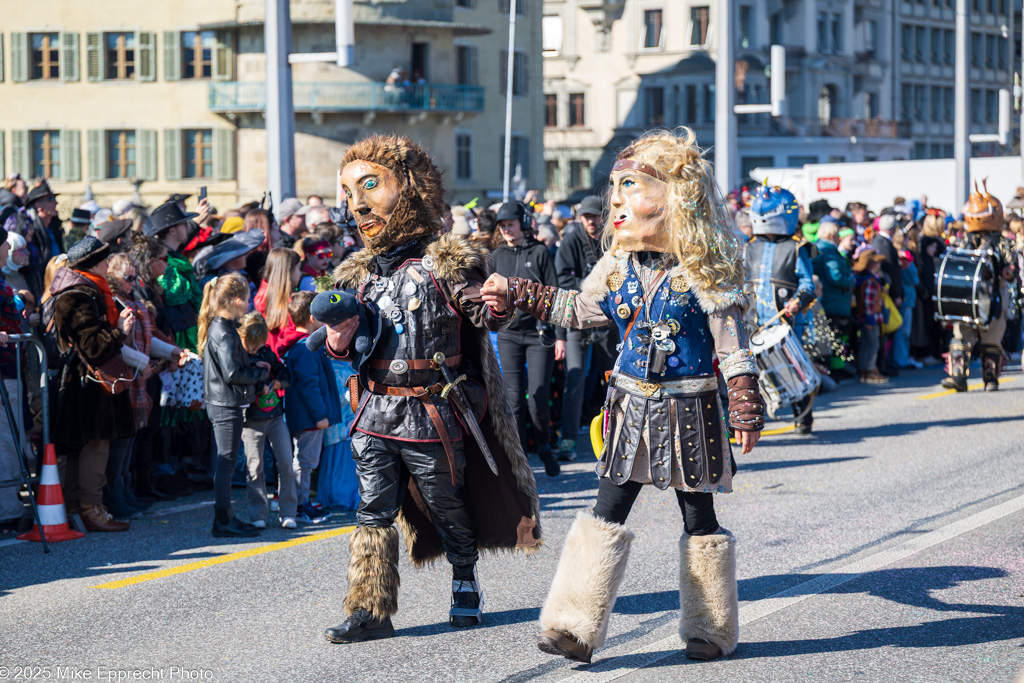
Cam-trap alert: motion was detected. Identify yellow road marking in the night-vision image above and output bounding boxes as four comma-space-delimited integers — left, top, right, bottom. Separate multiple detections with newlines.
730, 424, 795, 443
917, 376, 1018, 400
93, 525, 356, 590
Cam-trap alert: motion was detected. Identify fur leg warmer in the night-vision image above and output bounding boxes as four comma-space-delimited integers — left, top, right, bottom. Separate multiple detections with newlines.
539, 511, 634, 650
678, 529, 739, 656
343, 525, 401, 620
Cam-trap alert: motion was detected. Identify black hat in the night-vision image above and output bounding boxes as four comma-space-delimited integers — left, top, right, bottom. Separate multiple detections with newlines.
145, 200, 198, 237
193, 230, 265, 279
577, 195, 603, 217
70, 208, 92, 225
24, 184, 57, 207
167, 193, 192, 204
97, 218, 133, 245
67, 236, 110, 271
495, 201, 529, 223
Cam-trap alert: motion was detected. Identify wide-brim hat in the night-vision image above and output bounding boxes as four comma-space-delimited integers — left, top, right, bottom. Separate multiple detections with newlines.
67, 235, 111, 270
24, 184, 57, 207
167, 193, 192, 204
70, 208, 92, 225
97, 218, 133, 245
193, 230, 264, 279
146, 200, 198, 237
851, 246, 885, 272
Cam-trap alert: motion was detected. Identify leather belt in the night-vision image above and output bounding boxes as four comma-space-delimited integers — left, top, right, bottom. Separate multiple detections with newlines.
368, 354, 461, 371
612, 373, 718, 400
365, 379, 456, 485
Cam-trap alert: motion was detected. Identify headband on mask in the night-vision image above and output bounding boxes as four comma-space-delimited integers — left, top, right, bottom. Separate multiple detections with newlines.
612, 159, 667, 183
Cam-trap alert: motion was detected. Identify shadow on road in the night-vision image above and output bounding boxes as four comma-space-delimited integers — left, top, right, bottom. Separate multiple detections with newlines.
764, 414, 1023, 448
739, 456, 867, 472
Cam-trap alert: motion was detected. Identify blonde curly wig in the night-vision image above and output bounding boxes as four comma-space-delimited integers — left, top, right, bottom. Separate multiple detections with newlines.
604, 128, 745, 293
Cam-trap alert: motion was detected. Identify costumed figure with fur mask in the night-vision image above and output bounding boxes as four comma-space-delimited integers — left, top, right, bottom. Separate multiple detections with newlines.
942, 180, 1020, 392
743, 184, 818, 433
481, 128, 766, 663
318, 134, 542, 644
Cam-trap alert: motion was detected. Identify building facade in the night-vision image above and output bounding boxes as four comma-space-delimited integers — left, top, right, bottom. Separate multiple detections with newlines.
0, 0, 542, 212
542, 0, 1014, 200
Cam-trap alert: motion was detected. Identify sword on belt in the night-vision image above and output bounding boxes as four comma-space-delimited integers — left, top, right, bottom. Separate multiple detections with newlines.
433, 352, 499, 476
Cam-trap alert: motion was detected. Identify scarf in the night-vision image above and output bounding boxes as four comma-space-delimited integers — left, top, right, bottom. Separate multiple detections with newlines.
373, 238, 423, 277
75, 269, 119, 326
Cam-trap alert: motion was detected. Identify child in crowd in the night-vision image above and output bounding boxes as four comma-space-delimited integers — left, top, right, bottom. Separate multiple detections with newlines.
852, 245, 890, 385
295, 237, 332, 292
281, 291, 342, 524
199, 273, 270, 538
238, 312, 299, 530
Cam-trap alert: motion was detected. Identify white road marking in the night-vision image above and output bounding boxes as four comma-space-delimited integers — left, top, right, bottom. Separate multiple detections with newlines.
562, 490, 1024, 682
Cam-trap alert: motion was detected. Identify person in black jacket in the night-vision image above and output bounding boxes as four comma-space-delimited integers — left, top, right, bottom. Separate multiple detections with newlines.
553, 195, 618, 460
490, 201, 562, 477
871, 213, 905, 376
199, 273, 271, 538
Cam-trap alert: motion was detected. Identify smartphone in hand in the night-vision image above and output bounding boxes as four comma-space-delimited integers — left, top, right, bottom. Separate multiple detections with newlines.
198, 186, 207, 202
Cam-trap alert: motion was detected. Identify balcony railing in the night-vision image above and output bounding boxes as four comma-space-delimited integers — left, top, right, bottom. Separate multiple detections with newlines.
208, 82, 485, 114
737, 116, 910, 139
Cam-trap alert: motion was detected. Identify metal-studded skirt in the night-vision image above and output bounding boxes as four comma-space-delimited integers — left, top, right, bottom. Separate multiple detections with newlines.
596, 373, 734, 494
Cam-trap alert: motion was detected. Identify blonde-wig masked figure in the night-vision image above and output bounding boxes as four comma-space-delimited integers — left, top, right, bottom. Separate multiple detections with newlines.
481, 128, 766, 663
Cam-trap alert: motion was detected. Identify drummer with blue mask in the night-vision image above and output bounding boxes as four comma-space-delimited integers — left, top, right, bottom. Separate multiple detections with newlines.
743, 185, 819, 435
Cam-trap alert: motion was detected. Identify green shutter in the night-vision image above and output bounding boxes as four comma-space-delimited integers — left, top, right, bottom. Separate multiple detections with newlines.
0, 132, 5, 179
63, 129, 81, 181
164, 129, 182, 180
214, 128, 235, 180
138, 129, 157, 180
86, 32, 103, 81
61, 32, 80, 81
11, 130, 29, 177
0, 35, 5, 82
11, 33, 27, 82
87, 129, 106, 180
213, 30, 234, 81
137, 31, 156, 81
163, 31, 181, 81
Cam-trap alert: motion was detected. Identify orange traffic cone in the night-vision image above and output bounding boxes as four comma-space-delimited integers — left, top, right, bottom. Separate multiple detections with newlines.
17, 444, 85, 542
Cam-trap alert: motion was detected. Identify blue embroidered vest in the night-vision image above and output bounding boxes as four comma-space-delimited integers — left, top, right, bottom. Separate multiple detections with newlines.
599, 259, 715, 379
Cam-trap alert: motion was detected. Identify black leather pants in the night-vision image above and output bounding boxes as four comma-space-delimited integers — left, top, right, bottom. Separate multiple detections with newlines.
351, 431, 478, 567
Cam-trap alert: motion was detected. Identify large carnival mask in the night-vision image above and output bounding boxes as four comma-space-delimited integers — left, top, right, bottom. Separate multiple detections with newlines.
963, 179, 1004, 233
608, 160, 671, 253
749, 184, 800, 236
339, 134, 446, 255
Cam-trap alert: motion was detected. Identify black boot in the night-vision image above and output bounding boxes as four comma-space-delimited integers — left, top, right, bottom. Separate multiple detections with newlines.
325, 609, 395, 643
104, 478, 142, 520
981, 344, 1002, 391
941, 342, 970, 392
539, 448, 560, 477
450, 565, 483, 627
212, 511, 260, 538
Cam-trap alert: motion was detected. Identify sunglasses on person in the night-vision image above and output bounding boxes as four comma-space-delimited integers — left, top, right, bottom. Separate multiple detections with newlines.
123, 274, 138, 284
313, 248, 333, 258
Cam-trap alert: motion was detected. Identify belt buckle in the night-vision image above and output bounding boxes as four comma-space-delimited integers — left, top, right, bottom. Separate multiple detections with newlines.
635, 380, 660, 398
389, 360, 409, 375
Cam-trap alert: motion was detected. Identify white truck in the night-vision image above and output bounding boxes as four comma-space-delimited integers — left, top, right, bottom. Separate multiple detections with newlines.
750, 156, 1024, 215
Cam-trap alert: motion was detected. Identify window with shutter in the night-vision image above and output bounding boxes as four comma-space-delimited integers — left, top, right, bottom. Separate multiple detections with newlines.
63, 129, 81, 182
86, 33, 103, 81
29, 33, 60, 80
137, 32, 156, 81
183, 130, 213, 178
0, 35, 5, 82
182, 31, 215, 79
11, 33, 28, 82
165, 129, 183, 181
62, 32, 80, 82
106, 130, 137, 179
87, 129, 107, 180
214, 129, 235, 181
106, 32, 136, 80
31, 130, 61, 180
213, 30, 235, 81
164, 31, 181, 81
139, 129, 157, 181
11, 131, 29, 178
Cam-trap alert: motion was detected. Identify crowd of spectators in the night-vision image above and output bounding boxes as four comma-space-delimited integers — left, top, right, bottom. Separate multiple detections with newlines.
0, 170, 1021, 537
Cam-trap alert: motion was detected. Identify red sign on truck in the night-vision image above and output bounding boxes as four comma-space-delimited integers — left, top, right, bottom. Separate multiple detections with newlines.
816, 177, 841, 192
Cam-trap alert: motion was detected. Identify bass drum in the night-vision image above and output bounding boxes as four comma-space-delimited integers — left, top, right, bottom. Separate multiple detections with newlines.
934, 249, 996, 328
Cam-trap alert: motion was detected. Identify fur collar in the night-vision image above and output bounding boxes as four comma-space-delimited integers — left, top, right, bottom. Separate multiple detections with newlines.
333, 233, 488, 288
580, 247, 747, 314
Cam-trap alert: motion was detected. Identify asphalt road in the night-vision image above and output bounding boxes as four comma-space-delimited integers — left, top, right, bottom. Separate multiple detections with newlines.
3, 363, 1024, 683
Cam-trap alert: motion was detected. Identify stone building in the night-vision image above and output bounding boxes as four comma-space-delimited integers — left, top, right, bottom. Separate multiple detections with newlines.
0, 0, 542, 211
542, 0, 1013, 200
